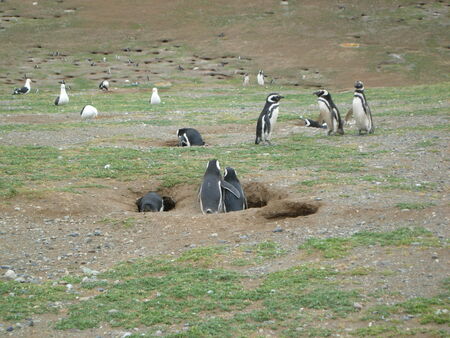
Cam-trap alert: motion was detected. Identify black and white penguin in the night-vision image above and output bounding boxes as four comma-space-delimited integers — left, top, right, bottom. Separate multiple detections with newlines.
199, 159, 240, 214
80, 105, 98, 120
54, 81, 69, 106
313, 89, 344, 135
223, 167, 247, 212
136, 192, 164, 212
255, 93, 284, 145
352, 80, 374, 134
257, 70, 265, 86
300, 118, 327, 129
13, 78, 31, 95
99, 80, 109, 91
177, 128, 205, 146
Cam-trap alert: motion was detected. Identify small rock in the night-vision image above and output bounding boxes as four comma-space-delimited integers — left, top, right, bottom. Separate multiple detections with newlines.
4, 270, 17, 279
108, 309, 119, 314
81, 267, 99, 276
122, 333, 132, 338
431, 253, 438, 259
353, 302, 363, 310
272, 227, 284, 233
14, 277, 26, 283
68, 232, 79, 237
6, 326, 13, 332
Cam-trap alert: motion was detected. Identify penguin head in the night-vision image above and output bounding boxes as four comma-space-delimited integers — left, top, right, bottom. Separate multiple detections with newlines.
354, 81, 364, 90
224, 167, 237, 179
266, 93, 284, 103
313, 89, 328, 97
206, 159, 220, 172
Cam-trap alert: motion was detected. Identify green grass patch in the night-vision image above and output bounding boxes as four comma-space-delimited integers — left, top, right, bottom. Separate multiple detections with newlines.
299, 227, 439, 258
395, 202, 435, 210
0, 281, 74, 322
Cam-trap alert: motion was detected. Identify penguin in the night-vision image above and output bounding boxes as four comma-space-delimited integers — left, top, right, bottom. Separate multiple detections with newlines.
300, 118, 327, 129
150, 87, 161, 104
223, 167, 247, 212
199, 159, 240, 214
13, 78, 31, 95
243, 73, 250, 86
54, 81, 69, 106
99, 80, 109, 91
136, 192, 164, 212
257, 70, 265, 86
177, 128, 205, 146
352, 80, 374, 134
255, 93, 284, 145
80, 105, 98, 120
313, 89, 344, 135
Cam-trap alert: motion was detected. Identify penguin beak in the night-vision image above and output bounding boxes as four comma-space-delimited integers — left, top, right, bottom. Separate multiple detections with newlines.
279, 95, 285, 99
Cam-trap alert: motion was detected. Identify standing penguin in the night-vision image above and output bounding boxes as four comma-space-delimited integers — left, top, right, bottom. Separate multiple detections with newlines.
257, 70, 265, 86
243, 73, 250, 86
99, 80, 109, 91
352, 80, 374, 134
313, 89, 344, 135
199, 159, 240, 214
54, 81, 69, 106
136, 192, 164, 212
177, 128, 205, 146
150, 87, 161, 104
13, 78, 31, 95
255, 93, 284, 145
223, 167, 247, 212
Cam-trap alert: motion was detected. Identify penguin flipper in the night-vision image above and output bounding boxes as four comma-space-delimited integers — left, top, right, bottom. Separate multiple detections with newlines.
54, 96, 59, 105
136, 197, 143, 212
221, 181, 240, 198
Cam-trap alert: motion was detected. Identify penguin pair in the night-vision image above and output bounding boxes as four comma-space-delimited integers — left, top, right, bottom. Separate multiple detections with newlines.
13, 79, 31, 95
136, 191, 176, 212
54, 81, 69, 106
304, 82, 374, 135
177, 128, 205, 146
255, 93, 284, 145
199, 160, 247, 214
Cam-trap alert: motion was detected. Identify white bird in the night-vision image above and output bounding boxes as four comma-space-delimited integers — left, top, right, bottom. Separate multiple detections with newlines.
243, 73, 250, 86
13, 78, 31, 95
257, 70, 265, 86
80, 105, 98, 120
99, 80, 109, 91
54, 82, 69, 105
150, 87, 161, 104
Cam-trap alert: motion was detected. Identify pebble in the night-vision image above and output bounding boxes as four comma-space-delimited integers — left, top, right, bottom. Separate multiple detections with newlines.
122, 333, 132, 338
4, 270, 17, 279
6, 326, 13, 332
353, 302, 363, 310
81, 267, 99, 276
272, 227, 284, 233
68, 232, 80, 237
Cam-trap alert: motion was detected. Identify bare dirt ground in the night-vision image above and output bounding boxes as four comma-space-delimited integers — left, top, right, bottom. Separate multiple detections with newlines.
0, 0, 449, 336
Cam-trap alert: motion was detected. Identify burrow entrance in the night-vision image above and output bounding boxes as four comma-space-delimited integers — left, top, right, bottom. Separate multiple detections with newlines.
131, 182, 319, 219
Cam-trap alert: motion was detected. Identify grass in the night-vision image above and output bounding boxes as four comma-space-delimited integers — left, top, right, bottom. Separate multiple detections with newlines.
299, 227, 440, 258
0, 281, 74, 322
395, 202, 435, 210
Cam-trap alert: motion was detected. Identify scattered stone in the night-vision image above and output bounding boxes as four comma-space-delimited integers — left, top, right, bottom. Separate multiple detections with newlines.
4, 270, 17, 279
431, 253, 438, 259
81, 267, 99, 276
14, 277, 26, 283
68, 232, 79, 237
108, 309, 119, 314
6, 326, 13, 332
272, 226, 284, 233
122, 332, 132, 338
353, 302, 363, 310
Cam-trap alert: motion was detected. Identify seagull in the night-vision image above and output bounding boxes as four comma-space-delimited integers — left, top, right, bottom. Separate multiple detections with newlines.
13, 78, 31, 95
54, 81, 69, 105
150, 87, 161, 104
80, 105, 98, 120
99, 80, 109, 91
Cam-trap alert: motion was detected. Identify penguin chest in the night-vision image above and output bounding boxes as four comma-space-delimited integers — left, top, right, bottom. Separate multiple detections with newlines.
268, 107, 279, 131
352, 98, 369, 130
